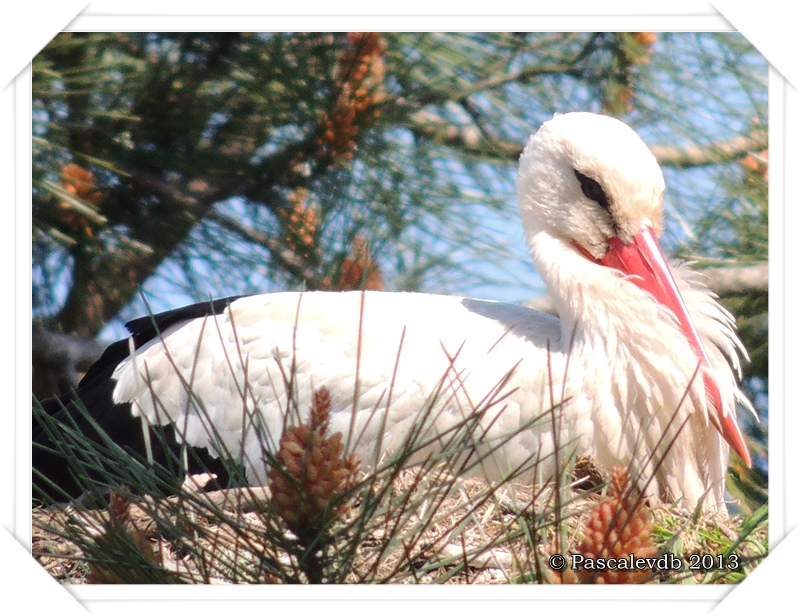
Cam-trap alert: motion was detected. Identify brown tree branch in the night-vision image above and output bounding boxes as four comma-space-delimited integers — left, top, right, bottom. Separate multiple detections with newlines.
406, 110, 523, 158
524, 262, 768, 315
32, 326, 109, 399
406, 113, 767, 168
56, 170, 223, 338
207, 210, 318, 282
649, 130, 768, 168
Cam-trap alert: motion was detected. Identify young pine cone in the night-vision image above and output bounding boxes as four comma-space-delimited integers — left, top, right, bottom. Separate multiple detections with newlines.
552, 466, 658, 584
575, 466, 657, 583
268, 387, 360, 541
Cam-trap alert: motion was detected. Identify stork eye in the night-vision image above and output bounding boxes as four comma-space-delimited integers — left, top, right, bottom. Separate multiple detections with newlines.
574, 170, 611, 211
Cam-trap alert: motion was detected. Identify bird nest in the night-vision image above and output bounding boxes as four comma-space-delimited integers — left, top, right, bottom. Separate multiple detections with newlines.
31, 465, 766, 585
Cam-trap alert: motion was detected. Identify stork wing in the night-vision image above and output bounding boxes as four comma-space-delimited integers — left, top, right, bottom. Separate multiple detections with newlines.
111, 291, 569, 485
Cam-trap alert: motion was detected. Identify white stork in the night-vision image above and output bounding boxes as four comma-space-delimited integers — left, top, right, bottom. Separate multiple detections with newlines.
33, 112, 753, 512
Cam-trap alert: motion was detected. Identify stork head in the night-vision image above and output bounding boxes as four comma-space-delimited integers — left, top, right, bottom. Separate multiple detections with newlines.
517, 112, 666, 259
516, 112, 751, 467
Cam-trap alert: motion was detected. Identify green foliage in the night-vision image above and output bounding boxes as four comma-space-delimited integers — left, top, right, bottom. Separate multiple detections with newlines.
32, 33, 768, 330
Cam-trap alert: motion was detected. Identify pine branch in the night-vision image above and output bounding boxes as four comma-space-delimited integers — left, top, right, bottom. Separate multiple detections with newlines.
55, 170, 222, 338
413, 63, 581, 108
33, 327, 108, 373
405, 113, 767, 168
650, 130, 768, 168
32, 326, 109, 398
406, 110, 522, 159
207, 210, 318, 282
698, 262, 769, 296
524, 262, 768, 314
129, 170, 221, 217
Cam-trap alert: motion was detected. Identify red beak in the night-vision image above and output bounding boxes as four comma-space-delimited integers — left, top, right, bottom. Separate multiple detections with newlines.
598, 228, 751, 467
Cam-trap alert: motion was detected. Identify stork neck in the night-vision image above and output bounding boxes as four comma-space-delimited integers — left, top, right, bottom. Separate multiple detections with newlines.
527, 228, 701, 394
528, 230, 619, 341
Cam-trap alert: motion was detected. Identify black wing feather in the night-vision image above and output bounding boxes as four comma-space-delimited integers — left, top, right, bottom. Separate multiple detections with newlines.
33, 295, 249, 503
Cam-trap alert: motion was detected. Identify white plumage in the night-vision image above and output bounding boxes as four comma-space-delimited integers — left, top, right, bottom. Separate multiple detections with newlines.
103, 112, 752, 512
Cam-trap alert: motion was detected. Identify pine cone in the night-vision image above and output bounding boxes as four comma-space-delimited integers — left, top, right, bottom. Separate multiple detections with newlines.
574, 466, 657, 583
549, 466, 658, 584
268, 387, 360, 542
